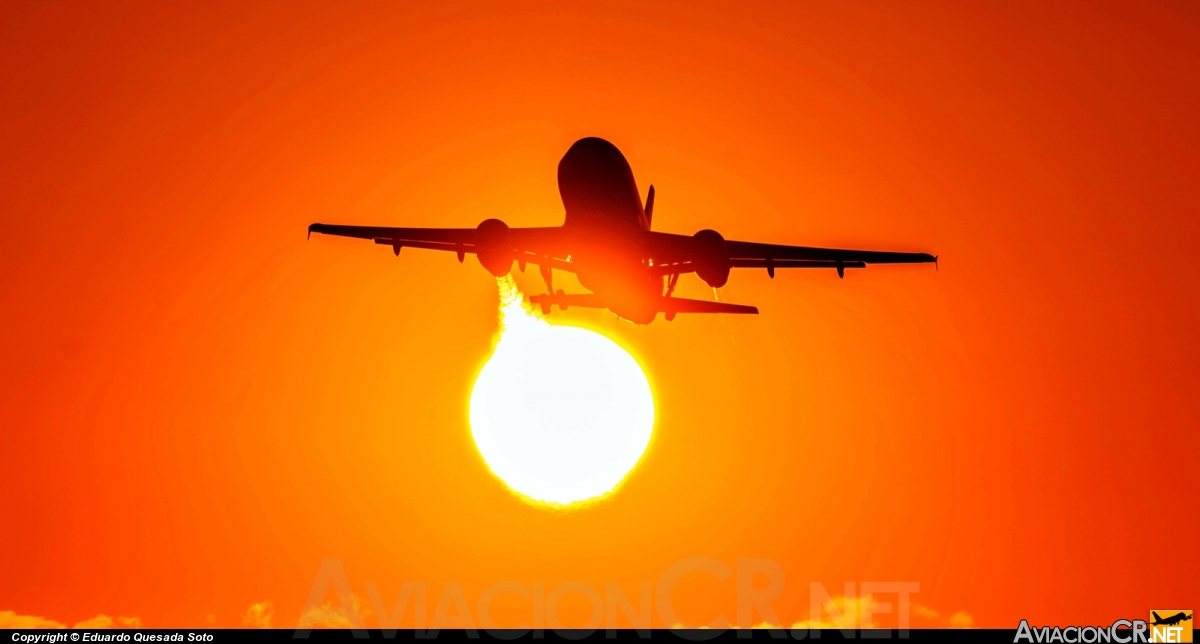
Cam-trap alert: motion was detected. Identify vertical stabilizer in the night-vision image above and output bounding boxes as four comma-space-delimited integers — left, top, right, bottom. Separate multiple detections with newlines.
645, 185, 656, 229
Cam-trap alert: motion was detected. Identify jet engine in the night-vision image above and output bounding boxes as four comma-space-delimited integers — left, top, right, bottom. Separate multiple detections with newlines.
692, 229, 730, 288
475, 218, 513, 277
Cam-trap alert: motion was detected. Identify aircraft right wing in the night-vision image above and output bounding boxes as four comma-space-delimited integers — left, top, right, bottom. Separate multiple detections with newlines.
646, 231, 936, 277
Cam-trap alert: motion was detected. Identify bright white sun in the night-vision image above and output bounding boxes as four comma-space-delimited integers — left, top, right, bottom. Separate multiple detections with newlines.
469, 277, 655, 507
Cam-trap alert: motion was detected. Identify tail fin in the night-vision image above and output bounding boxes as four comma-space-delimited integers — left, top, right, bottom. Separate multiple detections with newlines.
1153, 612, 1163, 623
644, 185, 655, 228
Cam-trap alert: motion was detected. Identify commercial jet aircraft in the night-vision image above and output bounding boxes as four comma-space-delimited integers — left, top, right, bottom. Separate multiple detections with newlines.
308, 137, 937, 324
1151, 612, 1192, 627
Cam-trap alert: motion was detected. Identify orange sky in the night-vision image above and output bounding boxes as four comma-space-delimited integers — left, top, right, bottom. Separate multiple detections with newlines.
1, 0, 1197, 630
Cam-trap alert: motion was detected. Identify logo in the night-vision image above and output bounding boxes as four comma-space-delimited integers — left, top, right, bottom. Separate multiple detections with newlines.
1015, 612, 1193, 644
1151, 611, 1192, 643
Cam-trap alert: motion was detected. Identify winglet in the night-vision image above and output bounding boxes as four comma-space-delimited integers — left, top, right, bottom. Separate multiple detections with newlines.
307, 223, 322, 240
935, 255, 939, 271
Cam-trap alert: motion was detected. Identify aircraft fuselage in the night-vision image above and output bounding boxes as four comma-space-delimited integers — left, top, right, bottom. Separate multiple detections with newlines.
555, 137, 663, 323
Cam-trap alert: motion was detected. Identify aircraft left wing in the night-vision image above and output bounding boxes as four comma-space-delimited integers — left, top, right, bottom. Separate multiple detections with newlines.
307, 223, 575, 272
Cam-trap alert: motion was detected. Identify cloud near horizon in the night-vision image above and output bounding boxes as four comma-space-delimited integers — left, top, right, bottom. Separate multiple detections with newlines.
73, 615, 143, 629
243, 594, 374, 630
789, 595, 974, 630
0, 611, 143, 629
298, 594, 374, 629
0, 611, 66, 629
242, 601, 275, 628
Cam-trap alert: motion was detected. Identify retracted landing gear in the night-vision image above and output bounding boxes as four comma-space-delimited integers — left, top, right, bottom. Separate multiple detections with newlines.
664, 273, 680, 298
664, 273, 680, 321
532, 289, 572, 315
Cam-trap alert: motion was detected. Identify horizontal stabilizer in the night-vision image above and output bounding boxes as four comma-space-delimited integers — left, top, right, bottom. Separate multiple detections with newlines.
662, 297, 758, 315
527, 292, 757, 315
527, 293, 607, 311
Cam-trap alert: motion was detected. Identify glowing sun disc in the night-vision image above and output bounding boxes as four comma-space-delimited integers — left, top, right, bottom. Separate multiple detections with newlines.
469, 278, 655, 506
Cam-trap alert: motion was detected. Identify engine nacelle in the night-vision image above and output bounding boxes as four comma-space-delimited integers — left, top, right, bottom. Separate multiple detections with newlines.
475, 218, 513, 277
692, 229, 730, 288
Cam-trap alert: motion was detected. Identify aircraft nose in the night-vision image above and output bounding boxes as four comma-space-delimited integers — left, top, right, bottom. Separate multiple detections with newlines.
568, 136, 618, 152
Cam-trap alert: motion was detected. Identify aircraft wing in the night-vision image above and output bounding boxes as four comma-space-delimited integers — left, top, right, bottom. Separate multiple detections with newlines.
646, 231, 936, 276
307, 223, 575, 272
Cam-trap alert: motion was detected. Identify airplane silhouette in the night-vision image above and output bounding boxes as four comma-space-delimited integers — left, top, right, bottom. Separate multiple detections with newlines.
1152, 612, 1192, 627
309, 137, 937, 324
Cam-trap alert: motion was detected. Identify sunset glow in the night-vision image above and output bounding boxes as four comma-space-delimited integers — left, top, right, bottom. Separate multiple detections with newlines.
2, 1, 1196, 630
469, 277, 654, 506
